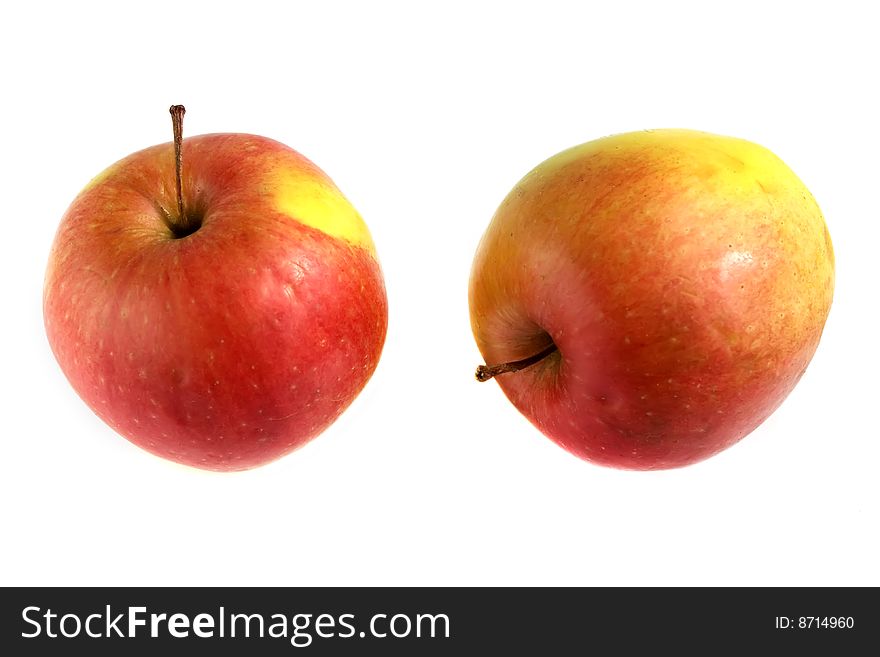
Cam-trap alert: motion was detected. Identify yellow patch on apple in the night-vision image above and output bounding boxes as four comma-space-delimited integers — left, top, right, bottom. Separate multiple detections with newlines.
272, 170, 376, 255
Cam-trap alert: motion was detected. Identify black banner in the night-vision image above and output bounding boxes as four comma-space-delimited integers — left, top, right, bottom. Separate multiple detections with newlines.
1, 587, 874, 654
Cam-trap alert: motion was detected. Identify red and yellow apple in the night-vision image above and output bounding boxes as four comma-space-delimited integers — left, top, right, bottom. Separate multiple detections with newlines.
470, 129, 834, 469
44, 108, 387, 471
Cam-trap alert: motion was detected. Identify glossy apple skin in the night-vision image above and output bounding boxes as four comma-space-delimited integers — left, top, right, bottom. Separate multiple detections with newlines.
470, 130, 834, 470
44, 134, 387, 471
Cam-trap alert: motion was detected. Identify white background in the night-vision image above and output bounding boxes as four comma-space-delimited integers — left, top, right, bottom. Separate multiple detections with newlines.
1, 1, 877, 587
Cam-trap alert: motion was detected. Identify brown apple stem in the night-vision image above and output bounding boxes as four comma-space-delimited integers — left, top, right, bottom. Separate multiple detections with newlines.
475, 343, 558, 382
169, 104, 186, 223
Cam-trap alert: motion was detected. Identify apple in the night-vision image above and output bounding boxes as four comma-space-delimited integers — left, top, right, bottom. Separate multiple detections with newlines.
469, 129, 834, 469
44, 106, 387, 471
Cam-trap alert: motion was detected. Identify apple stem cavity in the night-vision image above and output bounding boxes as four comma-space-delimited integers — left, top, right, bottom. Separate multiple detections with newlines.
475, 342, 559, 382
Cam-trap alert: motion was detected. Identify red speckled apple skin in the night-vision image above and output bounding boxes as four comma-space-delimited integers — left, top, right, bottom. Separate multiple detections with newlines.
45, 134, 387, 471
